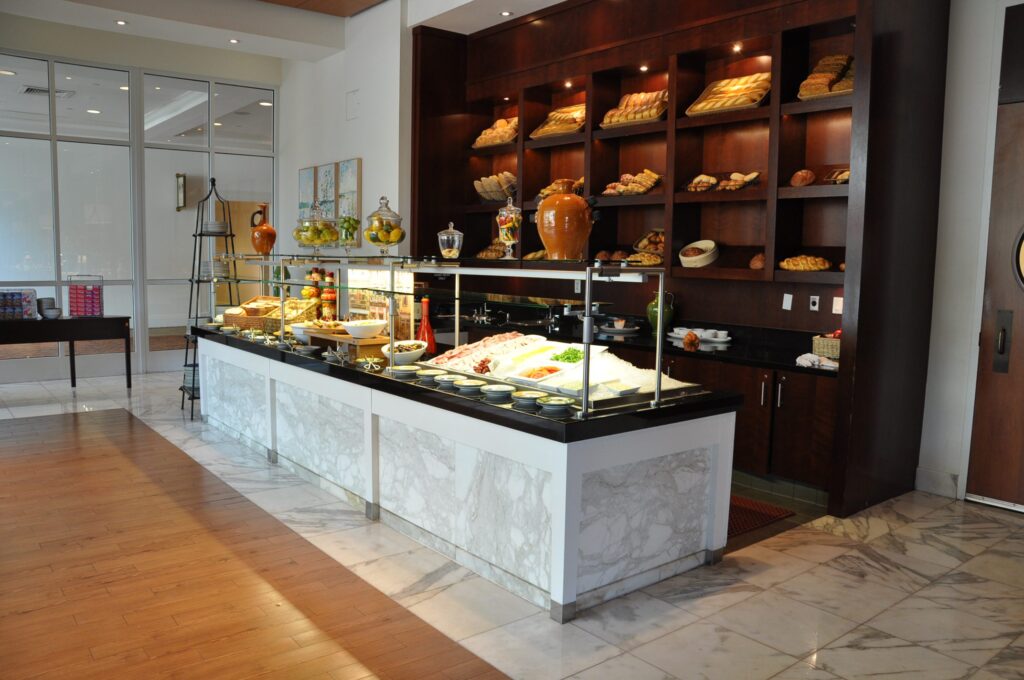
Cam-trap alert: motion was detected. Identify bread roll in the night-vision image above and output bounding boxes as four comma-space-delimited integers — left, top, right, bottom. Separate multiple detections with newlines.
790, 169, 816, 187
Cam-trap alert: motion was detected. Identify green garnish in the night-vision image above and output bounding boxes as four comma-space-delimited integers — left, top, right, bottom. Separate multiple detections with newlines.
551, 347, 584, 363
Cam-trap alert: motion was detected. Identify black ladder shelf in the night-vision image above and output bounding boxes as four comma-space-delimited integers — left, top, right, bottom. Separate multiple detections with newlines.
180, 178, 240, 420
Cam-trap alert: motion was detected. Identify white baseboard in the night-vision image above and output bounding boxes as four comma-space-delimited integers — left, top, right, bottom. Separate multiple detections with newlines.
915, 465, 960, 499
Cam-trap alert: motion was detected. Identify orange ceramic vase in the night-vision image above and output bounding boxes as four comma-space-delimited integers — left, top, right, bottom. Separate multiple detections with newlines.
250, 203, 276, 255
536, 180, 591, 260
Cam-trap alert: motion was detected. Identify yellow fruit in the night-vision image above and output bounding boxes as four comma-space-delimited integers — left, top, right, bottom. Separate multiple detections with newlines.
390, 228, 403, 243
363, 229, 374, 242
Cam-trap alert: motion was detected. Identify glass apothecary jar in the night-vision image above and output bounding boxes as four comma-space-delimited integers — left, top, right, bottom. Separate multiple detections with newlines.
438, 222, 463, 259
293, 199, 340, 254
364, 196, 405, 255
497, 197, 521, 260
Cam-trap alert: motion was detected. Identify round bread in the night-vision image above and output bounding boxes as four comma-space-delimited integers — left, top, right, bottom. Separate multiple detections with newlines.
682, 247, 706, 257
682, 331, 701, 352
790, 169, 816, 187
749, 252, 765, 270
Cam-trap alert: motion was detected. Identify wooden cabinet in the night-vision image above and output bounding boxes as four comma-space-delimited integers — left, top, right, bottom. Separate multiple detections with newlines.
769, 369, 838, 488
715, 362, 773, 477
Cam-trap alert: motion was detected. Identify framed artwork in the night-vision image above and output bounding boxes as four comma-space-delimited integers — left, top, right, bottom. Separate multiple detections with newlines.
175, 173, 186, 212
298, 166, 315, 219
316, 163, 337, 219
337, 158, 362, 218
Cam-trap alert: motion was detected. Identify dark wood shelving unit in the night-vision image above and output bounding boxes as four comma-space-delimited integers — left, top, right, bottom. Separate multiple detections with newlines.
468, 142, 517, 157
674, 189, 767, 203
463, 202, 507, 213
781, 95, 853, 115
778, 184, 850, 199
523, 132, 586, 149
676, 107, 771, 129
412, 0, 951, 517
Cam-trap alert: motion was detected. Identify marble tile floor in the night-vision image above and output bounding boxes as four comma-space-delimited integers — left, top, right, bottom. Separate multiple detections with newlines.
3, 372, 1024, 679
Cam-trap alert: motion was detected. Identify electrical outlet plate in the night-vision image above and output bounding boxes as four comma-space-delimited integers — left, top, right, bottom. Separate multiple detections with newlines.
832, 296, 844, 314
809, 295, 820, 311
574, 280, 581, 294
782, 293, 793, 311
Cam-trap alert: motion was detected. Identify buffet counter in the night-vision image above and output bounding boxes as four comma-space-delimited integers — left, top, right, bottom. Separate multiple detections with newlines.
194, 328, 740, 621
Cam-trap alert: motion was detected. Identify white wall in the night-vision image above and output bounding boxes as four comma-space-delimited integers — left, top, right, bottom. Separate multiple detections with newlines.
918, 0, 1017, 498
277, 0, 412, 256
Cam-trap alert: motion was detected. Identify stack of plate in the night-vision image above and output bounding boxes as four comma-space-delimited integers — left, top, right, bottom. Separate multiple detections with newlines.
199, 261, 230, 279
182, 366, 200, 388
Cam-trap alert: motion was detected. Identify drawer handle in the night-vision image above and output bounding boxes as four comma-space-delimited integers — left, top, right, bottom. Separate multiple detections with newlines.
760, 380, 766, 407
776, 382, 784, 408
997, 328, 1007, 354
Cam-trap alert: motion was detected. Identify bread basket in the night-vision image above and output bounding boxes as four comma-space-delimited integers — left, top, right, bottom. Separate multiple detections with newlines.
812, 335, 841, 359
678, 240, 719, 268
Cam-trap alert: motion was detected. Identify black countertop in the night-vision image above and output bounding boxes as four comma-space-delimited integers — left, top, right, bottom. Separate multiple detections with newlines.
193, 327, 742, 444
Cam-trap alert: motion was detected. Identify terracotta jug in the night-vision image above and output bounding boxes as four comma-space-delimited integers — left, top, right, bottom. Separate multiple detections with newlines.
250, 203, 276, 255
536, 179, 591, 260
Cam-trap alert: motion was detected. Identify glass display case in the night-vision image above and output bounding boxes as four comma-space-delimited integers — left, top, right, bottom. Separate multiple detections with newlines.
202, 253, 702, 420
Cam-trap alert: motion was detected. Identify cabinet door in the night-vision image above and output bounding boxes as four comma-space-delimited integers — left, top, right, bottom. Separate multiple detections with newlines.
770, 370, 837, 488
713, 362, 772, 476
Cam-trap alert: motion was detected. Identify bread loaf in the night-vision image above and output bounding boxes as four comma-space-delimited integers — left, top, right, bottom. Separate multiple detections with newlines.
790, 169, 816, 187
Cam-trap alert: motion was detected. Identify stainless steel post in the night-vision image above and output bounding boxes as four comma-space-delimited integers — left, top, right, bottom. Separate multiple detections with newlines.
454, 271, 461, 349
580, 266, 595, 419
653, 270, 665, 407
388, 260, 396, 365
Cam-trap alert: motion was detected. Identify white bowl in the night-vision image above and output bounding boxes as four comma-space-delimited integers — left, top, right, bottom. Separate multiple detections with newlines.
381, 340, 428, 365
41, 308, 62, 320
679, 240, 719, 268
341, 319, 388, 339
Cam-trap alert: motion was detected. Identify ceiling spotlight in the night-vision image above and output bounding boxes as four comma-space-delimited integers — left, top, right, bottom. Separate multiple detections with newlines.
65, 76, 72, 80
732, 42, 742, 53
564, 80, 572, 89
503, 96, 510, 101
154, 86, 161, 90
119, 85, 129, 91
115, 19, 127, 26
86, 109, 101, 114
214, 122, 223, 126
229, 38, 239, 44
0, 69, 16, 76
500, 11, 513, 17
258, 101, 273, 107
639, 65, 649, 72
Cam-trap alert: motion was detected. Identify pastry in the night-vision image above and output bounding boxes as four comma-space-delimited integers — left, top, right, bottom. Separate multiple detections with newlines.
790, 169, 816, 187
474, 172, 517, 202
472, 117, 518, 148
682, 331, 701, 352
682, 247, 705, 257
611, 250, 631, 261
749, 252, 765, 270
626, 252, 663, 266
824, 168, 850, 184
798, 55, 854, 99
595, 250, 611, 262
474, 238, 506, 260
779, 255, 832, 272
686, 72, 771, 116
634, 230, 665, 254
530, 103, 586, 138
600, 90, 669, 128
602, 168, 662, 196
839, 262, 846, 272
687, 173, 718, 191
523, 248, 547, 261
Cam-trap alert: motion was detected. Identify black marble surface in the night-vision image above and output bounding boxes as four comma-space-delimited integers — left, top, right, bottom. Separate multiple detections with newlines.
193, 327, 742, 443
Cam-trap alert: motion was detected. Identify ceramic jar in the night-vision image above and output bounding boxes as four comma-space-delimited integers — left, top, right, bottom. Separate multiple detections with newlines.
250, 203, 276, 255
646, 291, 675, 335
536, 179, 591, 260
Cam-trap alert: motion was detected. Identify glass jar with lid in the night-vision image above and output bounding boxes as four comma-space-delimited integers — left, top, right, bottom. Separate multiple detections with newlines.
364, 196, 405, 256
496, 197, 521, 260
293, 198, 340, 254
437, 222, 463, 259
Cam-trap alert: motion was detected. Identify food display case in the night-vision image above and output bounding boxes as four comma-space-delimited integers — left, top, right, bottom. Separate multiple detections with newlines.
193, 253, 740, 623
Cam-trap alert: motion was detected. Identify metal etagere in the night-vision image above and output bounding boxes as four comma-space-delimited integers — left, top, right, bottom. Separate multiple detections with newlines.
180, 178, 240, 419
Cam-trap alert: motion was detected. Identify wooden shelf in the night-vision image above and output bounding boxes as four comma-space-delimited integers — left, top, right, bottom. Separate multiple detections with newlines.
778, 184, 849, 199
781, 95, 853, 116
593, 120, 668, 140
524, 132, 585, 149
671, 265, 765, 281
594, 193, 666, 207
676, 107, 770, 130
469, 142, 517, 156
774, 270, 846, 284
674, 188, 767, 203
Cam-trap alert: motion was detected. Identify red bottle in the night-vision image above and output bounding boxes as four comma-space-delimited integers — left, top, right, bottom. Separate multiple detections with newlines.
418, 296, 436, 354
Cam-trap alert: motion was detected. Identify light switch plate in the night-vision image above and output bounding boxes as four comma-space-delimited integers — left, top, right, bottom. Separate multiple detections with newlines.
832, 296, 844, 314
345, 89, 361, 120
782, 293, 793, 311
809, 295, 820, 311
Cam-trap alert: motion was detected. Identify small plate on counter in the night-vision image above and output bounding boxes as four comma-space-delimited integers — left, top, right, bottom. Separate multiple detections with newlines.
537, 395, 575, 415
454, 378, 487, 395
599, 324, 640, 335
481, 384, 516, 402
511, 390, 545, 407
434, 374, 461, 389
388, 365, 420, 380
293, 344, 320, 356
416, 368, 446, 384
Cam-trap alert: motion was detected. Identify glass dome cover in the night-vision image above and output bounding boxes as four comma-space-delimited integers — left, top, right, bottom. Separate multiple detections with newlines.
364, 195, 405, 255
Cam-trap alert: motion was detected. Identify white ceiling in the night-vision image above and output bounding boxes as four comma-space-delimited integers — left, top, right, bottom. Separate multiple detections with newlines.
410, 0, 564, 35
0, 0, 346, 61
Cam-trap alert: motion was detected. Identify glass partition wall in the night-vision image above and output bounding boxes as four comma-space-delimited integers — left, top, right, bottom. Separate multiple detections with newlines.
0, 50, 275, 379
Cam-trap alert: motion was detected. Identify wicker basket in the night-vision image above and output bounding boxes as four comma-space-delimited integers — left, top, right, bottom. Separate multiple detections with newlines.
812, 335, 841, 359
223, 296, 280, 331
260, 298, 319, 333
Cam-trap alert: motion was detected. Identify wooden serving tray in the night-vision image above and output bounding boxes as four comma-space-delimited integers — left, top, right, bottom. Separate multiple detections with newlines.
685, 73, 771, 117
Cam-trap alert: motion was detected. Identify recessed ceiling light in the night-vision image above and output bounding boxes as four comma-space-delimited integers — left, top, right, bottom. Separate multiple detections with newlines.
639, 65, 649, 72
732, 42, 742, 53
0, 70, 16, 76
258, 101, 273, 107
229, 38, 239, 44
500, 10, 513, 16
86, 109, 101, 114
503, 96, 510, 101
65, 76, 72, 80
119, 85, 129, 91
564, 80, 572, 88
154, 86, 161, 90
115, 19, 127, 26
214, 122, 223, 126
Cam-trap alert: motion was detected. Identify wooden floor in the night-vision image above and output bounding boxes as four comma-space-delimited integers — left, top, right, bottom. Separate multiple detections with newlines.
0, 410, 505, 680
